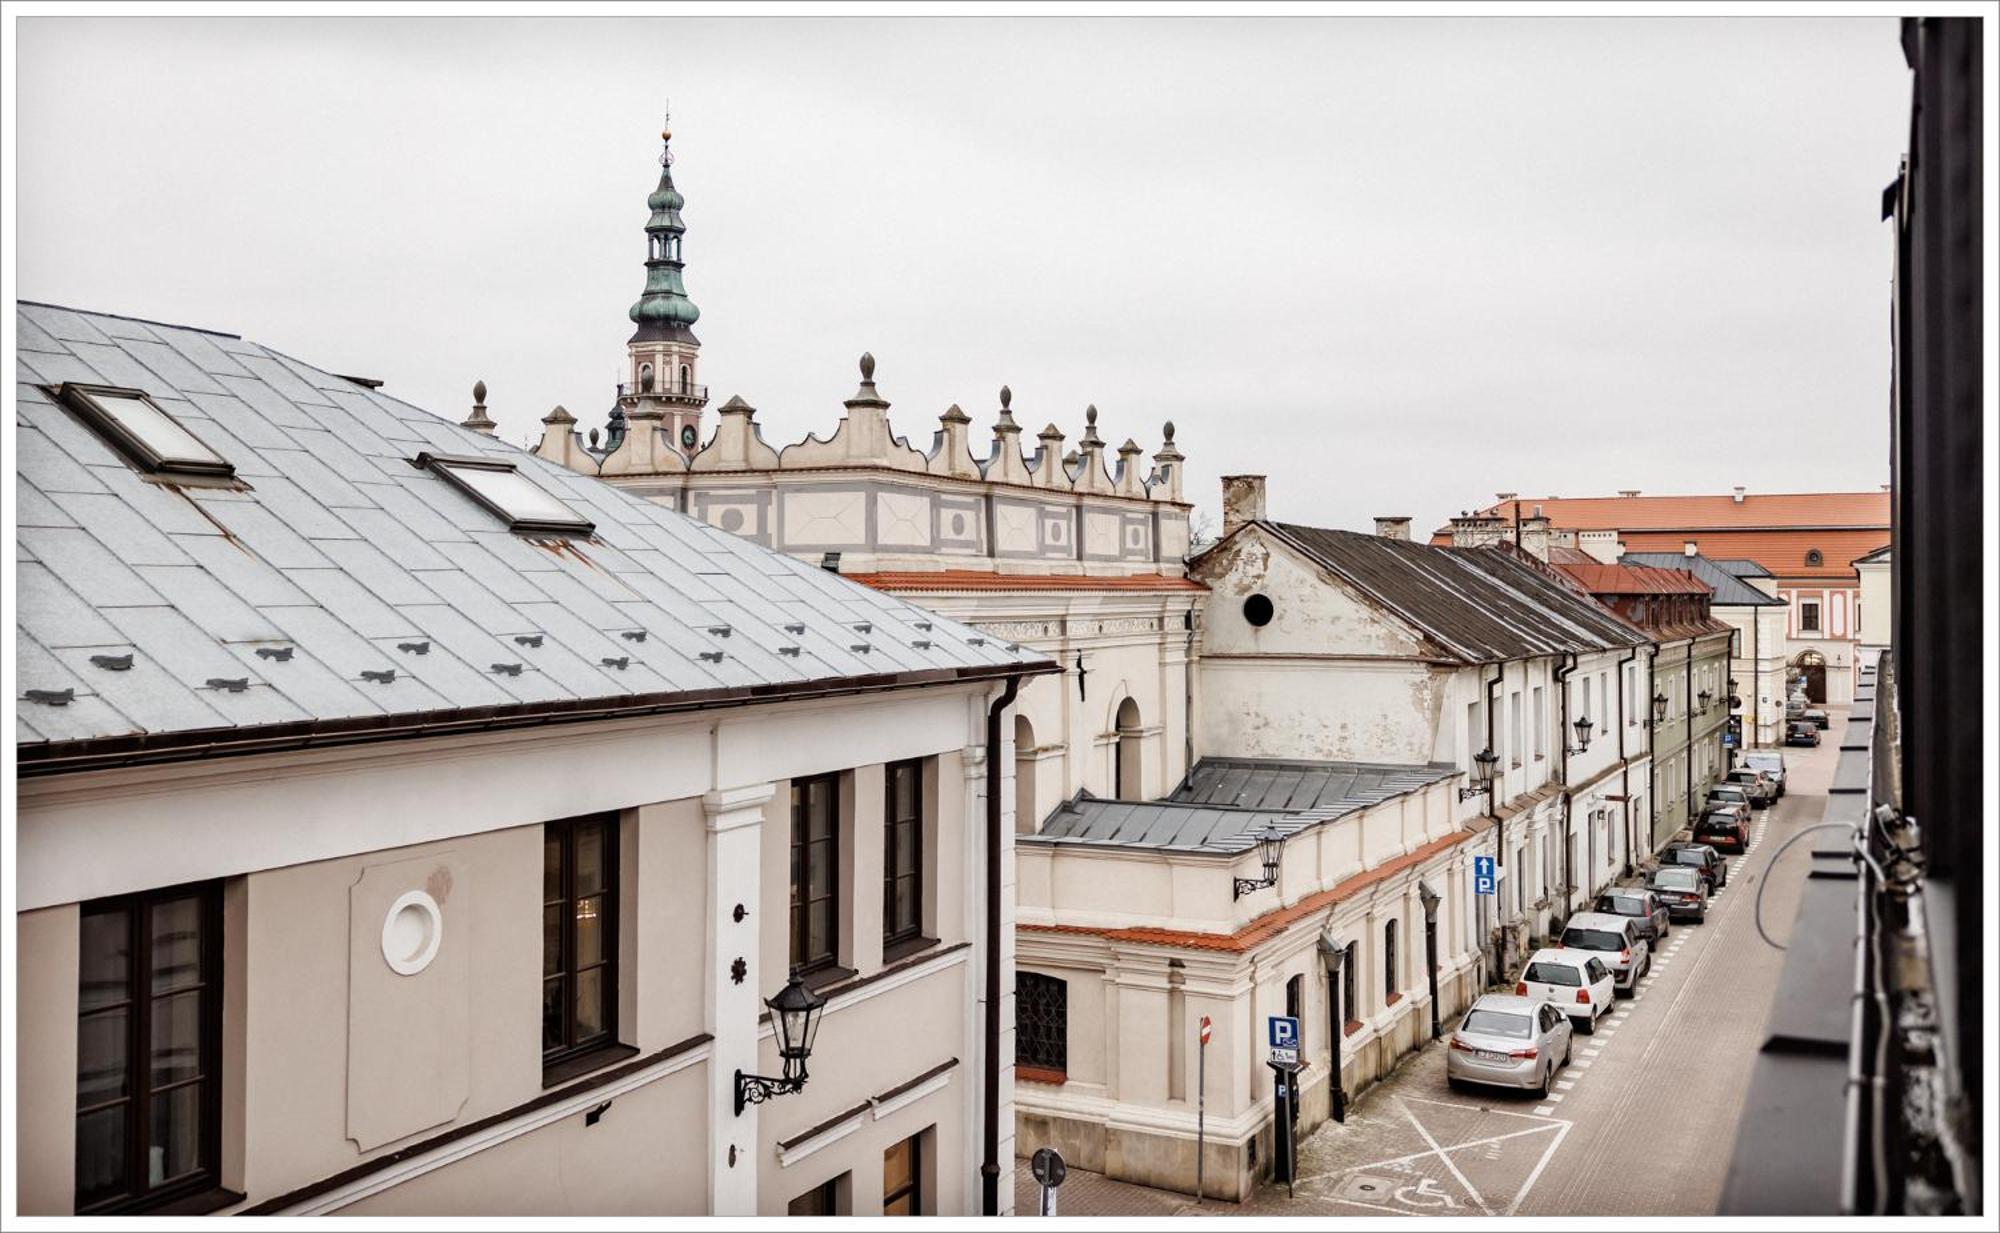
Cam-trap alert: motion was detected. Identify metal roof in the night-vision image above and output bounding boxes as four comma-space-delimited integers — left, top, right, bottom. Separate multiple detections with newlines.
1710, 557, 1776, 578
15, 302, 1050, 770
1264, 523, 1648, 663
1022, 756, 1456, 854
1621, 552, 1788, 607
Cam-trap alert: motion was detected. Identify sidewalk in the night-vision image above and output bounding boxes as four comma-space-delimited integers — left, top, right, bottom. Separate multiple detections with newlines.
1012, 1160, 1204, 1218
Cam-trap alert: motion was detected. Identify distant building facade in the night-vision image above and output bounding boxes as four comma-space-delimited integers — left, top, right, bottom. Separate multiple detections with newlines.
1431, 490, 1890, 705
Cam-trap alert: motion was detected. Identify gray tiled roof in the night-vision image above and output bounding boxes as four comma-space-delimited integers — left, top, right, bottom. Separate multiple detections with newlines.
16, 302, 1049, 764
1022, 757, 1457, 853
1264, 523, 1648, 662
1709, 556, 1776, 578
1621, 552, 1787, 607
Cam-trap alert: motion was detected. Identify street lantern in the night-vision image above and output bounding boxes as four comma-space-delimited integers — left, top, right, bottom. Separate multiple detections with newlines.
1651, 692, 1669, 725
1569, 714, 1593, 754
735, 969, 827, 1114
1459, 747, 1500, 801
1698, 688, 1713, 713
1233, 822, 1287, 900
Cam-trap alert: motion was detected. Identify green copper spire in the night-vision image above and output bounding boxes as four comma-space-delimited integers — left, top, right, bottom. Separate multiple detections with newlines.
628, 108, 701, 344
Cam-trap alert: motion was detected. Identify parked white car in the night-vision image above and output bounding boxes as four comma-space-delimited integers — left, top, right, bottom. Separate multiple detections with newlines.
1742, 751, 1788, 797
1516, 948, 1616, 1034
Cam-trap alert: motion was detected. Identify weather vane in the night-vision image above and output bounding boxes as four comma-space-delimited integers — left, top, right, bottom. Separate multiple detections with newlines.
660, 102, 673, 168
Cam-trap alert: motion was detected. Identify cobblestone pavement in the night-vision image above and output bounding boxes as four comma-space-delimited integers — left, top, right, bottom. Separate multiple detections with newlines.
1016, 717, 1843, 1218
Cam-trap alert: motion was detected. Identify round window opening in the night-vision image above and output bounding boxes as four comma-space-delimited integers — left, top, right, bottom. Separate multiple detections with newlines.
381, 890, 444, 976
1805, 549, 1823, 567
1243, 593, 1275, 627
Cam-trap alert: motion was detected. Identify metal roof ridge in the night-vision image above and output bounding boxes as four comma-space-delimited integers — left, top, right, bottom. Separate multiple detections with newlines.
22, 299, 241, 339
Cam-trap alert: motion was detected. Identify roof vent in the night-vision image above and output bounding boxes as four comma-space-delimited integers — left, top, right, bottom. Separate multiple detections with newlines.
1618, 490, 1640, 498
1732, 486, 1746, 504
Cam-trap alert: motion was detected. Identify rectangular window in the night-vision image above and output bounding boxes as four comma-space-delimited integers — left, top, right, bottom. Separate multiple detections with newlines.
883, 1130, 927, 1216
58, 383, 234, 479
1342, 941, 1360, 1025
543, 814, 620, 1077
791, 774, 841, 972
883, 760, 924, 948
1466, 700, 1482, 761
1532, 687, 1545, 759
1509, 691, 1523, 768
1579, 678, 1592, 734
418, 453, 595, 536
1599, 673, 1609, 731
1384, 920, 1400, 999
75, 882, 224, 1215
1625, 665, 1636, 725
1800, 600, 1821, 633
1015, 971, 1068, 1075
789, 1173, 849, 1216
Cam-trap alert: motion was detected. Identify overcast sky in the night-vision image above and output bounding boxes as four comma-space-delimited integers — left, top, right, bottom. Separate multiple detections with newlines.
17, 16, 1910, 535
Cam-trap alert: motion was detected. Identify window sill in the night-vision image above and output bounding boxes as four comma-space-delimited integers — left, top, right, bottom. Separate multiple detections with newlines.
883, 934, 941, 965
1344, 1018, 1364, 1038
88, 1184, 245, 1217
542, 1042, 640, 1089
800, 963, 859, 994
1017, 1065, 1068, 1086
1385, 991, 1404, 1007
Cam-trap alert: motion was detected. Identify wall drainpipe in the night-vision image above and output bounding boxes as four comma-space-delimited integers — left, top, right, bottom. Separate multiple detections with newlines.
981, 675, 1021, 1217
1617, 644, 1639, 877
1553, 652, 1578, 919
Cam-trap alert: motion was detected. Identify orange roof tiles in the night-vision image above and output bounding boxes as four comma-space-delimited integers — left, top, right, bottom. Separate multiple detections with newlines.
845, 570, 1206, 593
1614, 529, 1890, 581
1551, 561, 1710, 595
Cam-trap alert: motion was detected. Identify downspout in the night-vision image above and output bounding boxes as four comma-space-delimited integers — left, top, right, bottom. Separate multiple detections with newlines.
981, 675, 1021, 1217
1485, 663, 1505, 980
1617, 644, 1639, 877
1646, 646, 1660, 854
1553, 652, 1578, 918
1683, 640, 1696, 832
1183, 607, 1196, 780
1752, 601, 1762, 748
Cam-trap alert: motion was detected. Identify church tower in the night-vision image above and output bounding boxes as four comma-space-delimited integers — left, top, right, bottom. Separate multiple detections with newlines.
619, 107, 707, 456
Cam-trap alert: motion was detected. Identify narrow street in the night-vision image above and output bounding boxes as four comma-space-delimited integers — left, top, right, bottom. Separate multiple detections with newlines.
1017, 715, 1844, 1218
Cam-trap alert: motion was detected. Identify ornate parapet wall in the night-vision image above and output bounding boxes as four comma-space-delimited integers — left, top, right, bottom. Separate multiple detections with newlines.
542, 354, 1193, 576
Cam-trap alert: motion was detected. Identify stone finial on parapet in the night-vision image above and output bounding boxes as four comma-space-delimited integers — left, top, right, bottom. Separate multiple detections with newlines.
461, 379, 498, 434
692, 395, 780, 471
535, 404, 599, 474
1114, 437, 1147, 497
1071, 405, 1113, 493
1150, 420, 1185, 502
1030, 422, 1068, 489
928, 402, 983, 479
984, 385, 1033, 486
778, 351, 926, 473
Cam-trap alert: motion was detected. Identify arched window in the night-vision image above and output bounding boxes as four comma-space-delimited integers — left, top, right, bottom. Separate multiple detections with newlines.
679, 364, 691, 393
1805, 548, 1824, 567
1384, 919, 1400, 1000
1016, 971, 1068, 1076
1014, 714, 1038, 835
1114, 698, 1143, 799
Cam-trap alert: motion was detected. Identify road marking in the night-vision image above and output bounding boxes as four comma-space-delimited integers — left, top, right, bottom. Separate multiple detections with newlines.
1582, 1047, 1603, 1057
1573, 1059, 1593, 1068
1534, 1104, 1555, 1116
1397, 1098, 1493, 1216
1504, 1119, 1575, 1217
1555, 1079, 1576, 1090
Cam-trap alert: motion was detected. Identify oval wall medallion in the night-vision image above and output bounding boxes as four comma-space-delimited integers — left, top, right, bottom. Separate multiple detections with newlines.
381, 889, 444, 976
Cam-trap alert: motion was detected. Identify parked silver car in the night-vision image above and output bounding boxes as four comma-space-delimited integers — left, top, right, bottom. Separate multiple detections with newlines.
1446, 994, 1573, 1097
1723, 768, 1776, 806
1557, 911, 1651, 994
1593, 887, 1671, 945
1742, 751, 1788, 797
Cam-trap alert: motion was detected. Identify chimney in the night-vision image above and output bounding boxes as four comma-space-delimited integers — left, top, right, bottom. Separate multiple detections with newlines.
1496, 491, 1518, 502
1374, 516, 1412, 541
1519, 514, 1552, 561
1221, 475, 1268, 539
1732, 486, 1746, 504
1618, 489, 1640, 499
1578, 529, 1622, 563
1449, 512, 1507, 549
1684, 540, 1699, 557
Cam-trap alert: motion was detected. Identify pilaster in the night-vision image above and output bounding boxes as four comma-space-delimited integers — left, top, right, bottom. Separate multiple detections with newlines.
704, 783, 775, 1217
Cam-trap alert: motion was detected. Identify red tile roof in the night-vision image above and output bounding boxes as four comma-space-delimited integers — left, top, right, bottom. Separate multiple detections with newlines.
1551, 561, 1710, 596
845, 570, 1206, 593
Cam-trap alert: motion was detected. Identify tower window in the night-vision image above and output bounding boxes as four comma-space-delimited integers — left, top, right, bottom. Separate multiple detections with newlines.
416, 454, 595, 536
57, 384, 233, 479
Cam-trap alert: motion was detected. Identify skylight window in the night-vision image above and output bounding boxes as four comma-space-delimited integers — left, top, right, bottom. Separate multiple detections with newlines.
416, 453, 595, 536
57, 383, 234, 478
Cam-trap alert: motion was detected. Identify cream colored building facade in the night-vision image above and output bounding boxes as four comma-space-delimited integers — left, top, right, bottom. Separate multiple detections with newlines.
12, 301, 1049, 1218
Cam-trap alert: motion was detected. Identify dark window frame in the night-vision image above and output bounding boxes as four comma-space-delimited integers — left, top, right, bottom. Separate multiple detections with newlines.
543, 813, 622, 1080
1384, 919, 1400, 1000
882, 759, 925, 948
1800, 600, 1822, 632
791, 773, 843, 973
54, 383, 235, 481
75, 880, 225, 1216
1342, 941, 1360, 1025
1015, 971, 1068, 1074
789, 1173, 847, 1216
882, 1130, 925, 1216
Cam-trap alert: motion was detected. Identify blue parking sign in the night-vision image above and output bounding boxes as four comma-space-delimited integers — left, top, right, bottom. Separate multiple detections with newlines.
1268, 1015, 1300, 1050
1474, 855, 1496, 896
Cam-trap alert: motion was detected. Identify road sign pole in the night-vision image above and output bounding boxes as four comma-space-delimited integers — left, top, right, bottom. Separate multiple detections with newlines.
1195, 1018, 1208, 1203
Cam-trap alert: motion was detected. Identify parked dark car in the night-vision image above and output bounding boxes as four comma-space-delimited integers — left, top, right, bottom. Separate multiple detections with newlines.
1693, 809, 1749, 854
1594, 887, 1671, 944
1660, 841, 1729, 892
1785, 721, 1821, 747
1645, 865, 1710, 923
1805, 708, 1831, 729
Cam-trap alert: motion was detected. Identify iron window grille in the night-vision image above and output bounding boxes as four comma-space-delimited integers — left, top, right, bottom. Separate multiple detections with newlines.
883, 760, 925, 947
543, 814, 620, 1076
56, 383, 234, 480
75, 881, 224, 1215
415, 453, 595, 536
1015, 971, 1068, 1074
791, 774, 841, 972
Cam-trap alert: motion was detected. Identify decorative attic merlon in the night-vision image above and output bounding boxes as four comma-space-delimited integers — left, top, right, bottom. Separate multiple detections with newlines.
1028, 423, 1067, 490
600, 418, 687, 476
1149, 420, 1184, 502
777, 353, 927, 473
927, 402, 982, 479
1069, 405, 1114, 494
534, 404, 600, 474
983, 385, 1034, 486
691, 395, 781, 471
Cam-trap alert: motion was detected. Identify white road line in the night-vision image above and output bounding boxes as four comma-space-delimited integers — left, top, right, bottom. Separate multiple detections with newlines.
1582, 1047, 1603, 1057
1546, 1093, 1564, 1103
1504, 1120, 1575, 1217
1400, 1096, 1496, 1216
1534, 1105, 1555, 1116
1573, 1059, 1593, 1068
1555, 1080, 1577, 1090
